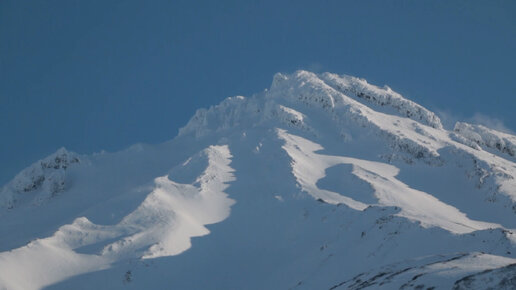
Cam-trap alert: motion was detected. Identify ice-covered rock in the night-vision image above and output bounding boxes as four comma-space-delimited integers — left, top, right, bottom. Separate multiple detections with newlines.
454, 122, 516, 157
0, 148, 80, 208
1, 70, 516, 290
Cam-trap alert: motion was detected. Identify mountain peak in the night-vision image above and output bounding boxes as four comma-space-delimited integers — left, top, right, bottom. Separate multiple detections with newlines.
179, 70, 442, 139
2, 71, 516, 290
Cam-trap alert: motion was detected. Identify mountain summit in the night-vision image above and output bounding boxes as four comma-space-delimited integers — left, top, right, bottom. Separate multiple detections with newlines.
1, 71, 516, 290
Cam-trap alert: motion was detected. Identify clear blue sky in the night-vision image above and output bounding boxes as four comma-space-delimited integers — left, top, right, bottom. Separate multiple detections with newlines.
1, 0, 515, 184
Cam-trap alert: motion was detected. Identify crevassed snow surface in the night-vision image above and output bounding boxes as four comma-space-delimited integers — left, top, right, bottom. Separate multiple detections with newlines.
1, 71, 516, 290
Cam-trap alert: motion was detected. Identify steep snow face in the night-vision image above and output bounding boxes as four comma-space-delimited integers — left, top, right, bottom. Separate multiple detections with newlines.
1, 70, 516, 290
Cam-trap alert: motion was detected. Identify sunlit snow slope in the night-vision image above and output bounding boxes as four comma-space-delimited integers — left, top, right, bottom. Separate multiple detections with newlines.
1, 71, 516, 290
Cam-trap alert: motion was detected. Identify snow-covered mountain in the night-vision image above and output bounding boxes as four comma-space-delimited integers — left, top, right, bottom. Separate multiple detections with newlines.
1, 71, 516, 290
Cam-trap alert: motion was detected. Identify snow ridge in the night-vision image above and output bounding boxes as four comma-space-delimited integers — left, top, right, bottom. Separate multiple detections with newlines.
320, 72, 443, 129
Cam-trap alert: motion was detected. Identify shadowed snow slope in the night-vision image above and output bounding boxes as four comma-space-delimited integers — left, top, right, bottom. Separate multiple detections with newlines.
1, 71, 516, 290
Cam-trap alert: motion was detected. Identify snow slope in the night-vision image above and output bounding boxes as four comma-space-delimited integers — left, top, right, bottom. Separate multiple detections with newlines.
0, 145, 234, 290
1, 71, 516, 290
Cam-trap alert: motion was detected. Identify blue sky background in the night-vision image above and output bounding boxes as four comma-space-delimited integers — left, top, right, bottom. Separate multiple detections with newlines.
1, 0, 515, 184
